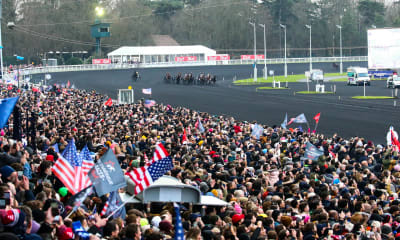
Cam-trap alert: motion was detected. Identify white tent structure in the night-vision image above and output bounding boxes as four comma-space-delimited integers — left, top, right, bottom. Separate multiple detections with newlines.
121, 176, 228, 206
107, 45, 217, 64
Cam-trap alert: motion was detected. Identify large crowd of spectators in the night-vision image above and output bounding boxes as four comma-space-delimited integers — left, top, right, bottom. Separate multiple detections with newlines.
1, 83, 400, 240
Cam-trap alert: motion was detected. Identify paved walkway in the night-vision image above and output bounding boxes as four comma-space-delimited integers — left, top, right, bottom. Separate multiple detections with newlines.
297, 76, 346, 82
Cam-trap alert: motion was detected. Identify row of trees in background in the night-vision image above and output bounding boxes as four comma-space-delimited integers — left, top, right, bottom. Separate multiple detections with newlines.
1, 0, 398, 65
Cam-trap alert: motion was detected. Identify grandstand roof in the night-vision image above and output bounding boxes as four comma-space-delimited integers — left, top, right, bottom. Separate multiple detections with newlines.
107, 45, 216, 57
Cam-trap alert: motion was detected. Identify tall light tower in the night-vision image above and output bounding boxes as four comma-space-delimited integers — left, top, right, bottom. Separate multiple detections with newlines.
91, 6, 110, 57
336, 25, 343, 74
259, 23, 267, 80
249, 21, 257, 82
280, 24, 287, 77
305, 24, 312, 72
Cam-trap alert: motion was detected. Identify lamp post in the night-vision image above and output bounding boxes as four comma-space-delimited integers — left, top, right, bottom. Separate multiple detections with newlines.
249, 21, 257, 82
280, 24, 287, 77
305, 24, 312, 72
259, 23, 267, 80
336, 25, 343, 74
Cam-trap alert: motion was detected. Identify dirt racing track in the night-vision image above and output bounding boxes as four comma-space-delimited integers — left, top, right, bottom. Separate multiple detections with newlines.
36, 61, 400, 143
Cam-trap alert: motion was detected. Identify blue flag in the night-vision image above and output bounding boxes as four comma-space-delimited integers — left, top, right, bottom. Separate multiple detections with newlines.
281, 113, 288, 129
0, 97, 19, 129
251, 123, 264, 140
304, 142, 324, 161
174, 203, 185, 240
72, 221, 91, 240
102, 191, 126, 219
52, 143, 59, 153
88, 149, 127, 196
292, 113, 308, 124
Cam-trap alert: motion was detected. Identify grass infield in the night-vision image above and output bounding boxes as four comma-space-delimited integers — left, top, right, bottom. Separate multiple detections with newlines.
296, 91, 334, 94
234, 73, 346, 85
352, 96, 395, 99
256, 87, 289, 90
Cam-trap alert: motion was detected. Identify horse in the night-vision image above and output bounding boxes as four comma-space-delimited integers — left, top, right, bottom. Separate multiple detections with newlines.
175, 73, 182, 84
211, 75, 217, 85
164, 72, 172, 84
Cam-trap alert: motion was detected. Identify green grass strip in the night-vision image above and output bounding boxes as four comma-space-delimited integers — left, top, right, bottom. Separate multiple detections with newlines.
234, 72, 346, 85
296, 91, 334, 94
352, 96, 395, 99
256, 87, 289, 90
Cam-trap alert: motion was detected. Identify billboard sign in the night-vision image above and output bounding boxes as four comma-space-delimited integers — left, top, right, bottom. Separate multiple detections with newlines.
92, 58, 111, 64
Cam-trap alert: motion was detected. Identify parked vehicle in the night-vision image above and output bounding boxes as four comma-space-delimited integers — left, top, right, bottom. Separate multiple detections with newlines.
387, 74, 400, 88
310, 69, 324, 82
347, 67, 371, 86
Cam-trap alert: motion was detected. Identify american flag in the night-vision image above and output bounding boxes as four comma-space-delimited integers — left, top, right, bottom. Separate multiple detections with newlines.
52, 140, 91, 194
148, 143, 169, 166
100, 191, 125, 219
100, 200, 109, 216
142, 88, 152, 95
143, 153, 149, 165
79, 145, 95, 175
174, 203, 185, 240
126, 143, 173, 194
52, 153, 76, 194
144, 99, 156, 108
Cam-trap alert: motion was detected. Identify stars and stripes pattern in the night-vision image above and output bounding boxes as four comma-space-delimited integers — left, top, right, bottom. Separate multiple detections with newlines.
174, 203, 184, 240
52, 153, 76, 194
143, 153, 149, 165
99, 191, 125, 219
126, 143, 173, 195
100, 200, 109, 216
52, 140, 91, 194
79, 145, 95, 175
148, 143, 169, 166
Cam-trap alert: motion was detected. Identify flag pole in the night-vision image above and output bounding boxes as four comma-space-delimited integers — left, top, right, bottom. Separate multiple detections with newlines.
314, 121, 319, 132
106, 194, 136, 219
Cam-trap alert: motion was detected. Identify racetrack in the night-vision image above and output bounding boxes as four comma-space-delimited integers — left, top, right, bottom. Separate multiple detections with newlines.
35, 61, 400, 144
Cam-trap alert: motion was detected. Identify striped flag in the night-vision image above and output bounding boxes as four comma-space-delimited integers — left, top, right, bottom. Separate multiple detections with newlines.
174, 203, 184, 240
142, 88, 152, 95
144, 99, 156, 108
100, 191, 126, 219
100, 200, 109, 216
52, 141, 91, 194
126, 143, 173, 195
143, 153, 149, 165
52, 153, 76, 194
148, 143, 169, 166
79, 145, 95, 175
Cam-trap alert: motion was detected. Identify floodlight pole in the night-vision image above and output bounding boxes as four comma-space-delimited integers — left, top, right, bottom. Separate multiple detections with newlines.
306, 25, 312, 72
336, 25, 343, 74
280, 24, 287, 78
259, 23, 267, 80
249, 21, 257, 82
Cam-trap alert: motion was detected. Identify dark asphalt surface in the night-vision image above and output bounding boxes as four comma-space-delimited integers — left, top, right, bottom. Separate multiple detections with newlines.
33, 61, 400, 144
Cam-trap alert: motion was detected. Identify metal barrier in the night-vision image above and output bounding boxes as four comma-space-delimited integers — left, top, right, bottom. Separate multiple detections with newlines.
16, 56, 368, 75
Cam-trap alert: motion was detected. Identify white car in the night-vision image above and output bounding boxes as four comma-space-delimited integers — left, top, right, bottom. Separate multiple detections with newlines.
387, 75, 400, 88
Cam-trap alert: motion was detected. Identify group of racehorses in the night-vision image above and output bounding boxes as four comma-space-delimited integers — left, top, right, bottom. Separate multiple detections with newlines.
163, 72, 217, 85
